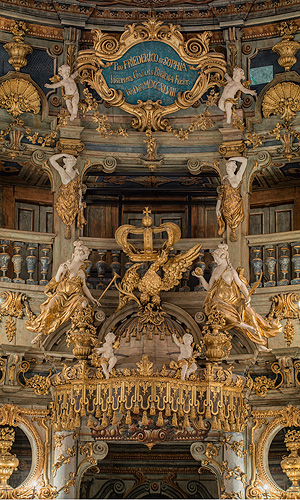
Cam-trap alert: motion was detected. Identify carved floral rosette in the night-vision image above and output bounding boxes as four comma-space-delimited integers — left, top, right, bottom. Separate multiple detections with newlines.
77, 18, 226, 131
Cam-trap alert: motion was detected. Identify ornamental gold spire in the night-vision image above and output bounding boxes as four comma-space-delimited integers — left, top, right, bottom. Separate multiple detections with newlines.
4, 21, 33, 72
273, 21, 300, 72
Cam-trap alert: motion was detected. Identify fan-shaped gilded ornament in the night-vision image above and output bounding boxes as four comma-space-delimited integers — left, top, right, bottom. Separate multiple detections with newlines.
262, 82, 300, 122
0, 78, 41, 117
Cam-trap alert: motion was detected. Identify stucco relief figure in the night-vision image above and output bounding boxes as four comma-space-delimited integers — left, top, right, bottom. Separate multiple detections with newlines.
171, 332, 200, 381
26, 241, 98, 344
193, 244, 282, 347
94, 332, 120, 379
45, 64, 79, 121
218, 68, 257, 124
216, 156, 246, 242
50, 153, 86, 239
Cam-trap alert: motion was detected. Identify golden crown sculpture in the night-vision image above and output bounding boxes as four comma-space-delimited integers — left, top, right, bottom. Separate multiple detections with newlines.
115, 207, 181, 262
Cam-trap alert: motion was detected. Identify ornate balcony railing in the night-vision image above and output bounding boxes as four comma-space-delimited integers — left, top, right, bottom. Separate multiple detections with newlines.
80, 236, 222, 291
247, 230, 300, 287
3, 228, 300, 291
0, 229, 54, 286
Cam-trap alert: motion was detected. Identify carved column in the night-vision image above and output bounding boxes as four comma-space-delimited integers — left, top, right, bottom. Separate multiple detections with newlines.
53, 431, 77, 499
223, 432, 246, 498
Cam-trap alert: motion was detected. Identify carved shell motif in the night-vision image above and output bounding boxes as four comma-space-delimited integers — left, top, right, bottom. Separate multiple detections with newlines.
262, 82, 300, 122
0, 78, 41, 117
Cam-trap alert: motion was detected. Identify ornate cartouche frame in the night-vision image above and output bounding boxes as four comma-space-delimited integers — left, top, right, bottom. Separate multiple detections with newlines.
77, 18, 226, 131
247, 406, 300, 499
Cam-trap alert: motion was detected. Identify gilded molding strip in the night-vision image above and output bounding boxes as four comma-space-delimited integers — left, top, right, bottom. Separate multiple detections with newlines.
0, 16, 63, 41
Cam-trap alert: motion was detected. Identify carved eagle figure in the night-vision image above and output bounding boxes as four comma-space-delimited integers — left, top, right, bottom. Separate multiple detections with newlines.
115, 244, 202, 311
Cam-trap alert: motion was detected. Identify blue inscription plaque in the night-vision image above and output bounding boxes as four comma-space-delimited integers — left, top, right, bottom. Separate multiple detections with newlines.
102, 41, 199, 106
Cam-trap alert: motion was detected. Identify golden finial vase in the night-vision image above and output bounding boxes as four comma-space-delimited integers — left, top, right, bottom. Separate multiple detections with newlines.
0, 429, 19, 490
273, 36, 300, 72
281, 436, 300, 494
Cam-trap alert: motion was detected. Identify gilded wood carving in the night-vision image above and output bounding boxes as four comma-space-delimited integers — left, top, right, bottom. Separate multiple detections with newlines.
77, 18, 226, 131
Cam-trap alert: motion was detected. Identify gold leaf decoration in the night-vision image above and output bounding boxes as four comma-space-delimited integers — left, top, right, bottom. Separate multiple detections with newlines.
77, 19, 226, 131
0, 78, 40, 117
262, 82, 300, 122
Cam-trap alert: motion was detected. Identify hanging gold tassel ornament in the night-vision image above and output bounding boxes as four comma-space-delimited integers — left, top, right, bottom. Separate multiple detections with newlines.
88, 414, 94, 428
157, 412, 164, 427
197, 415, 204, 429
150, 402, 156, 415
165, 403, 171, 417
183, 414, 190, 428
142, 411, 148, 426
74, 413, 81, 428
211, 415, 218, 430
172, 413, 178, 427
101, 413, 108, 428
190, 406, 196, 419
112, 411, 118, 426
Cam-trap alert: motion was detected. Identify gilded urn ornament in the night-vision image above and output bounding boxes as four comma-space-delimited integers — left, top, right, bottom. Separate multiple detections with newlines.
281, 430, 300, 494
3, 21, 32, 72
66, 306, 97, 360
0, 427, 19, 490
273, 21, 300, 72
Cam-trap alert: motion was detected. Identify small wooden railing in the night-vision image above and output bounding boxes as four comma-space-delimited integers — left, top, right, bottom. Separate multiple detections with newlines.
2, 228, 300, 290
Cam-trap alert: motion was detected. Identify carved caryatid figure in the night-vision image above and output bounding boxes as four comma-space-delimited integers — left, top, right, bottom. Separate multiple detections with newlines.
216, 156, 246, 242
45, 64, 79, 121
26, 241, 98, 344
218, 67, 257, 124
94, 331, 120, 379
171, 332, 200, 381
50, 153, 86, 239
193, 243, 282, 347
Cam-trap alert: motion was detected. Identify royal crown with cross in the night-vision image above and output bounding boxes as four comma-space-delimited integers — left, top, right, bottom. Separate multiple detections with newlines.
115, 207, 181, 262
